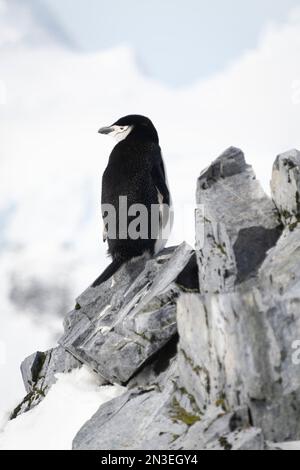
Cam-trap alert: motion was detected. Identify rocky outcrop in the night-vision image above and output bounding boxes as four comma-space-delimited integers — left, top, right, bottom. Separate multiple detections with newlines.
271, 149, 300, 227
196, 147, 281, 291
11, 346, 82, 419
12, 147, 300, 450
60, 243, 194, 384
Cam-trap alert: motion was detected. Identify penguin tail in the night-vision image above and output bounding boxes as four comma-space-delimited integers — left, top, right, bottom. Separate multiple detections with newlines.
91, 258, 124, 288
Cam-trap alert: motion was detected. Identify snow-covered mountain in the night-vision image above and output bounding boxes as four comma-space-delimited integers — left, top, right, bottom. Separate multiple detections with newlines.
0, 0, 73, 48
1, 0, 300, 431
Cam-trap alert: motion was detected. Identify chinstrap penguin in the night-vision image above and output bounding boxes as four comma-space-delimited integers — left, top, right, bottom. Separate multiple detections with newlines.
92, 114, 172, 287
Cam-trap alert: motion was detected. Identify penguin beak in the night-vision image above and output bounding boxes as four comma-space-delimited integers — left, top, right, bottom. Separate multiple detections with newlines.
98, 126, 114, 135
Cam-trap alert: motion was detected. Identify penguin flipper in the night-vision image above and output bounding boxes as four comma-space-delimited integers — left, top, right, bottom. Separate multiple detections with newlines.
152, 155, 172, 233
151, 157, 170, 206
91, 258, 124, 287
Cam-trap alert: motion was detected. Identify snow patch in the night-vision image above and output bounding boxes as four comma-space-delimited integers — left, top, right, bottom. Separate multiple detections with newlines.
0, 366, 125, 450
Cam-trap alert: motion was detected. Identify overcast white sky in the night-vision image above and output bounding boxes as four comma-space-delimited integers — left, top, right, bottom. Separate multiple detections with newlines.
42, 0, 300, 86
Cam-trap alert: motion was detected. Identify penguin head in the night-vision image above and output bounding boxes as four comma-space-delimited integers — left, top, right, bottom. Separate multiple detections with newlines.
98, 115, 159, 144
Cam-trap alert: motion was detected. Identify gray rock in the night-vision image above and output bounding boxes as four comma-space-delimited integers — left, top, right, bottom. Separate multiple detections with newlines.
73, 360, 183, 450
60, 243, 194, 384
21, 351, 49, 395
205, 428, 264, 451
266, 441, 300, 451
250, 387, 300, 442
172, 407, 253, 451
11, 346, 82, 419
177, 283, 300, 443
196, 147, 281, 292
175, 147, 300, 444
271, 149, 300, 227
73, 356, 254, 450
258, 227, 300, 397
127, 335, 178, 390
13, 146, 300, 450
